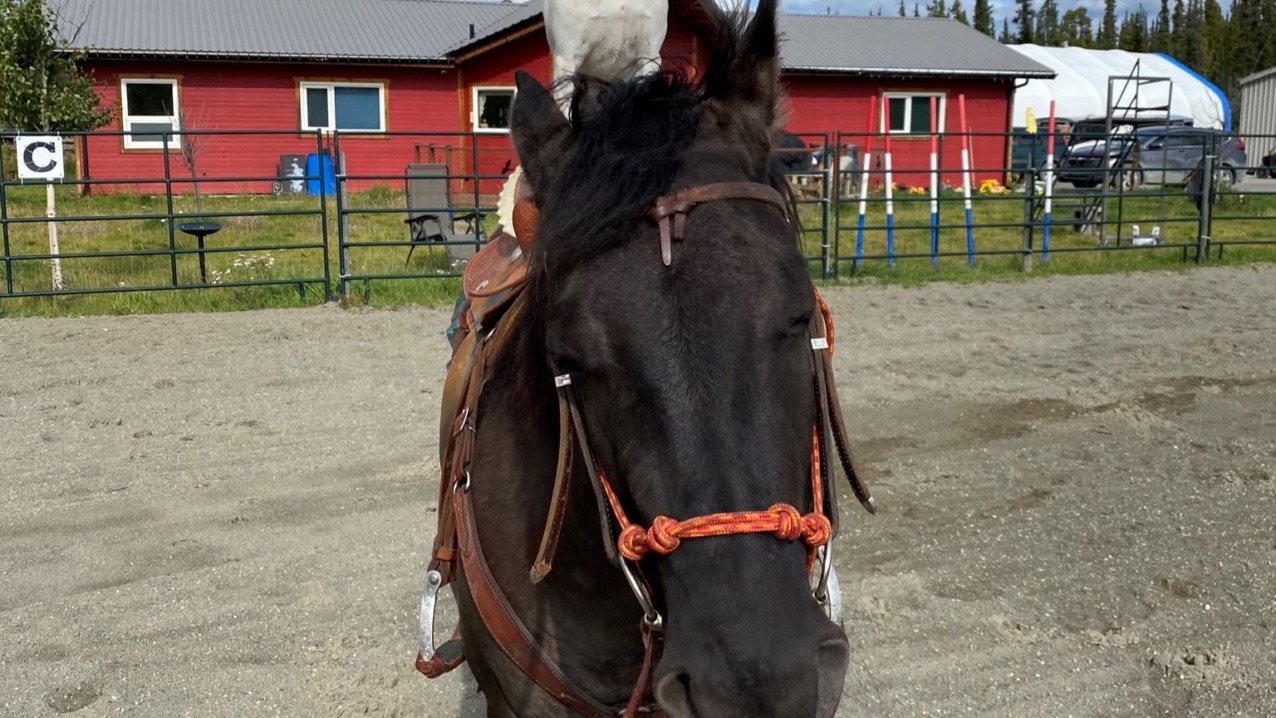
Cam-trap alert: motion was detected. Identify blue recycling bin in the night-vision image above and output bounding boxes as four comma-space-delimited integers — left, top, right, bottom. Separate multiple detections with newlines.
305, 152, 336, 197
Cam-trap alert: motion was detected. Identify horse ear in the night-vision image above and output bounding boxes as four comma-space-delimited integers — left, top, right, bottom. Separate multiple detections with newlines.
511, 70, 571, 192
703, 0, 782, 128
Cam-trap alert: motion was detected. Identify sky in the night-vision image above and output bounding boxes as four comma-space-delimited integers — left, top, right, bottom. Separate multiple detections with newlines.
474, 0, 1221, 33
781, 0, 1162, 26
471, 0, 1234, 37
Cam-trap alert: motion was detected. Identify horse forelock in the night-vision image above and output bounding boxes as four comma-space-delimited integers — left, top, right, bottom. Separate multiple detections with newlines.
528, 70, 702, 279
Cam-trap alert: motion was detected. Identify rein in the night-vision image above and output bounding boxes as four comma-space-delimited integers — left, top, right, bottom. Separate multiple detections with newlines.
418, 181, 875, 718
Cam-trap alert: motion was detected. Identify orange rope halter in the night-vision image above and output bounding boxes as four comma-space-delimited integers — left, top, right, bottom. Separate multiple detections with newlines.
595, 288, 838, 573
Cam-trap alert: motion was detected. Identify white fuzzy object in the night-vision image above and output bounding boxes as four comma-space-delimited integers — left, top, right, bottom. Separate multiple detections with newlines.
499, 0, 670, 236
545, 0, 670, 106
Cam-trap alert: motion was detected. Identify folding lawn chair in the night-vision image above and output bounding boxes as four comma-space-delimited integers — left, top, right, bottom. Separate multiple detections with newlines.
404, 163, 482, 266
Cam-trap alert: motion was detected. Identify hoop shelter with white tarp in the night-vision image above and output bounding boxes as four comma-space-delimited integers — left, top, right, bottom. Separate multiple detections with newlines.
1005, 45, 1231, 131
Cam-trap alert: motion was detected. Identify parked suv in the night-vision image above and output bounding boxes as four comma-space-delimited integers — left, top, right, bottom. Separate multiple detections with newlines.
1009, 124, 1069, 184
1057, 118, 1245, 189
1130, 127, 1246, 188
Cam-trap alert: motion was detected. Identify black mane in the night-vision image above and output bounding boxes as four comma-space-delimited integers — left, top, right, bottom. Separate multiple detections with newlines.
530, 70, 703, 276
522, 0, 796, 279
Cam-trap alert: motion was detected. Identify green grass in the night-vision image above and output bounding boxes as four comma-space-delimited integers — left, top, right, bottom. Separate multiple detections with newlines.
2, 175, 1274, 318
791, 182, 1276, 287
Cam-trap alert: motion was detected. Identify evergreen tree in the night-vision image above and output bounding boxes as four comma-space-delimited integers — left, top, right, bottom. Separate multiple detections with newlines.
914, 3, 921, 17
1014, 0, 1035, 42
1000, 17, 1014, 42
1039, 0, 1061, 44
1061, 7, 1095, 46
1227, 0, 1264, 79
1151, 0, 1172, 52
899, 0, 907, 17
1170, 0, 1187, 58
1264, 0, 1276, 69
951, 0, 969, 24
1201, 0, 1227, 83
974, 0, 994, 35
1118, 8, 1149, 52
926, 0, 949, 17
1098, 0, 1119, 48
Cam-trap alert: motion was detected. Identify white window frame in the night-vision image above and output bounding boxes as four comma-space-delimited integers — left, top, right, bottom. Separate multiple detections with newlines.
881, 92, 947, 135
121, 78, 181, 150
299, 81, 387, 134
471, 86, 516, 134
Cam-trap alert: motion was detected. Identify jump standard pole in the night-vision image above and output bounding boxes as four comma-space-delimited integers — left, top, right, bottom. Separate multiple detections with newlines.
854, 96, 877, 267
929, 97, 939, 265
958, 94, 975, 266
1042, 100, 1057, 263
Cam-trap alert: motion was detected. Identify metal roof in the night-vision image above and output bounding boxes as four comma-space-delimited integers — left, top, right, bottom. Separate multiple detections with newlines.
1239, 65, 1276, 86
776, 15, 1054, 79
50, 0, 1052, 79
50, 0, 540, 63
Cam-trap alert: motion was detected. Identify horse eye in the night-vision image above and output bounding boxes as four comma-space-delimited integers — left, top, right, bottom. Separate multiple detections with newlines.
551, 353, 586, 377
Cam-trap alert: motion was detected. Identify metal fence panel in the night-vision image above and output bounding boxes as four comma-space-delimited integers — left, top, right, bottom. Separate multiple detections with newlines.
2, 127, 1274, 304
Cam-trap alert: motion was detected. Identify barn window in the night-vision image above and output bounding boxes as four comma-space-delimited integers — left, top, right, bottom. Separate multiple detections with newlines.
300, 82, 387, 133
121, 79, 181, 150
882, 93, 946, 135
473, 87, 515, 133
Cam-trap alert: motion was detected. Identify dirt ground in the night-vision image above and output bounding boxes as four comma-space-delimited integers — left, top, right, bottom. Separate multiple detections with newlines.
2, 264, 1274, 718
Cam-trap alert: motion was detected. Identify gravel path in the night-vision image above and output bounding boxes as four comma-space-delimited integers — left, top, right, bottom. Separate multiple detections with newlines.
2, 264, 1273, 717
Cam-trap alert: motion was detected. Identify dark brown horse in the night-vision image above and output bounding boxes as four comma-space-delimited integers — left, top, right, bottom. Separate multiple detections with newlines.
420, 1, 873, 715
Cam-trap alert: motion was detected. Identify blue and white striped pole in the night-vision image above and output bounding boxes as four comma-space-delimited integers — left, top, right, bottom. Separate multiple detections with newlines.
884, 132, 895, 267
929, 97, 939, 265
959, 94, 974, 266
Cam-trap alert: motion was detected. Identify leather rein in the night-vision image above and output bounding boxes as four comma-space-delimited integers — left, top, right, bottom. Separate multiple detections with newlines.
417, 181, 876, 718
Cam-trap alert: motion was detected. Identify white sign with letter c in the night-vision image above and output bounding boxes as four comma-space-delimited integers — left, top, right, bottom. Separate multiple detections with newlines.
16, 135, 65, 180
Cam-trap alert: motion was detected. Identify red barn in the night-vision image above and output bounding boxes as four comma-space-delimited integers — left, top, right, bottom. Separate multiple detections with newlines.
51, 0, 1051, 195
773, 15, 1054, 188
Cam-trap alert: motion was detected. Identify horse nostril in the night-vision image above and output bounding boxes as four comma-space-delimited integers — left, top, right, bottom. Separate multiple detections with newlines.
816, 636, 850, 718
653, 670, 695, 717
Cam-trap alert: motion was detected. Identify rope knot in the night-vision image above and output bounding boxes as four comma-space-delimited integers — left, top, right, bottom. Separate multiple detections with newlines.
618, 525, 649, 562
648, 516, 682, 555
770, 504, 803, 541
802, 513, 832, 548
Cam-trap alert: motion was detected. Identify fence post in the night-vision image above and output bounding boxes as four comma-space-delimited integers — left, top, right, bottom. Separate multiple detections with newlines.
79, 135, 92, 197
0, 148, 11, 296
821, 144, 832, 280
333, 131, 350, 300
318, 130, 333, 302
1021, 166, 1035, 272
163, 133, 177, 286
470, 133, 482, 250
1196, 154, 1214, 265
830, 134, 843, 279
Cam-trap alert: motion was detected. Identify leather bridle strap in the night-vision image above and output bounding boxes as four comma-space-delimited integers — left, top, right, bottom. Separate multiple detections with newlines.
648, 182, 790, 266
453, 486, 622, 718
530, 381, 577, 582
812, 288, 877, 515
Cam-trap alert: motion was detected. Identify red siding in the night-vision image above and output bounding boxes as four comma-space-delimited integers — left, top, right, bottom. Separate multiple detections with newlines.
81, 29, 1017, 197
455, 24, 707, 197
781, 75, 1014, 187
457, 31, 551, 198
84, 59, 460, 194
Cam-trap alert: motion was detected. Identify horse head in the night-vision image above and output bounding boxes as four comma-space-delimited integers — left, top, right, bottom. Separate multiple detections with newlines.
507, 1, 849, 715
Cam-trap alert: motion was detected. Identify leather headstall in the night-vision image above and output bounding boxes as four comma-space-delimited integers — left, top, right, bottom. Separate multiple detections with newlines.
418, 181, 874, 718
648, 182, 791, 266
